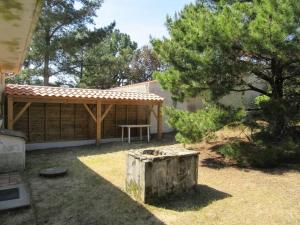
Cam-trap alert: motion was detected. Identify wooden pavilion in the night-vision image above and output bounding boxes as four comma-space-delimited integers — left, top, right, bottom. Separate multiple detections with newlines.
4, 84, 163, 149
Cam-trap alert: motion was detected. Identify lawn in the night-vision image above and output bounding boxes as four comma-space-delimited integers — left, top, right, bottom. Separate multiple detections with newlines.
1, 134, 300, 225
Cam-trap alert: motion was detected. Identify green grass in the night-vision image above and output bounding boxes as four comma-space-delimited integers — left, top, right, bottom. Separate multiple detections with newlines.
1, 136, 300, 225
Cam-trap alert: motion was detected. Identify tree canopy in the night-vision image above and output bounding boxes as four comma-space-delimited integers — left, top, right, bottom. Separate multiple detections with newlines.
79, 30, 138, 89
7, 0, 163, 88
130, 46, 164, 83
153, 0, 300, 137
23, 0, 112, 85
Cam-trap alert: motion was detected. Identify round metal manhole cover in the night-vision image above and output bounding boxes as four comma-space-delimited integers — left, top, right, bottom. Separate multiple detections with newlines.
39, 167, 68, 178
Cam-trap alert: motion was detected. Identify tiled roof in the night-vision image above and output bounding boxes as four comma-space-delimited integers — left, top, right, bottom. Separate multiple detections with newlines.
5, 84, 164, 102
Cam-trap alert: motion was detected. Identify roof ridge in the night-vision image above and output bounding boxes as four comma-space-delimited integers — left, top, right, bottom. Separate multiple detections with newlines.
6, 83, 159, 95
5, 83, 164, 102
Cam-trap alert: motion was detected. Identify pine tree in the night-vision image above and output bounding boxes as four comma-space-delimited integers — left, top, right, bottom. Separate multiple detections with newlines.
153, 0, 300, 138
26, 0, 107, 85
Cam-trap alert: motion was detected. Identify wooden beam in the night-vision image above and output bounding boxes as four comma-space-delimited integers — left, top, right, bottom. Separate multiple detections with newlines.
157, 103, 163, 140
101, 104, 113, 122
13, 102, 31, 125
83, 104, 96, 123
96, 102, 102, 145
115, 105, 117, 137
60, 103, 62, 139
7, 96, 14, 129
44, 103, 47, 141
27, 105, 31, 142
27, 105, 30, 142
73, 104, 76, 138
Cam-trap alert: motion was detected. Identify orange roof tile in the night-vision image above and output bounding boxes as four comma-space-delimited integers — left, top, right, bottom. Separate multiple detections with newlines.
5, 84, 164, 102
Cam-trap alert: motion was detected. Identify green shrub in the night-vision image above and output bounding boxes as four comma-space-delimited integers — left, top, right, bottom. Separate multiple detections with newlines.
254, 95, 270, 107
219, 135, 300, 168
253, 95, 300, 137
163, 104, 245, 144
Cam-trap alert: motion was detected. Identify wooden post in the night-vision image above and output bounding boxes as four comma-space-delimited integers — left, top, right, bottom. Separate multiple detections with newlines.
7, 96, 14, 130
157, 103, 163, 140
44, 103, 47, 141
96, 101, 102, 145
0, 73, 5, 121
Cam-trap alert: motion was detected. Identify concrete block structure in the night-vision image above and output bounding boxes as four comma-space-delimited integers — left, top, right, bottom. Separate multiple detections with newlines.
126, 148, 199, 203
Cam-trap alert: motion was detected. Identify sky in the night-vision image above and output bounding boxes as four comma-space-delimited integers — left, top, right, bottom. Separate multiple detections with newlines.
94, 0, 195, 47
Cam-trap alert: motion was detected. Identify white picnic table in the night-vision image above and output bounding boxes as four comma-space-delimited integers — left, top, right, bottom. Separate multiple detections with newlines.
119, 124, 151, 143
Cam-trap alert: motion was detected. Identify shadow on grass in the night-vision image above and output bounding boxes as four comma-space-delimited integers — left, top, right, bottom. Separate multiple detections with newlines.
152, 185, 231, 211
200, 142, 300, 175
200, 143, 235, 169
23, 142, 170, 225
17, 137, 234, 224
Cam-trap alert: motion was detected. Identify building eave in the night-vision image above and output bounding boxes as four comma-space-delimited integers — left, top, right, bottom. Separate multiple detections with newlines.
0, 0, 42, 74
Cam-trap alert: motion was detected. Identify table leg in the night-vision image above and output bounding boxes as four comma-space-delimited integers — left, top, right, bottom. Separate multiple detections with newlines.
140, 127, 142, 141
121, 127, 124, 142
128, 127, 131, 144
147, 127, 150, 142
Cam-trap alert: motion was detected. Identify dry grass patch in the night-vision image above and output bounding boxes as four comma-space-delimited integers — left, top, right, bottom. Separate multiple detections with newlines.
1, 135, 300, 225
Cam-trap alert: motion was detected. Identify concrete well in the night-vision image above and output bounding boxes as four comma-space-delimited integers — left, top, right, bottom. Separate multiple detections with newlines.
126, 148, 199, 203
0, 129, 26, 173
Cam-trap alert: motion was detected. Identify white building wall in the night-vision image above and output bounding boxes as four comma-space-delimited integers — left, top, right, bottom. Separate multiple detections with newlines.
111, 82, 150, 93
149, 82, 177, 133
112, 79, 263, 134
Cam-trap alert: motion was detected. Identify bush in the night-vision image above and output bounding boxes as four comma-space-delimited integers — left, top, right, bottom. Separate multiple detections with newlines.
164, 104, 245, 144
254, 95, 270, 107
253, 95, 300, 137
219, 134, 300, 168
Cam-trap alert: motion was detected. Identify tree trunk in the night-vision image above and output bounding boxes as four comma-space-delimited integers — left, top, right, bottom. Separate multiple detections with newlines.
43, 30, 50, 86
43, 54, 49, 86
270, 59, 285, 138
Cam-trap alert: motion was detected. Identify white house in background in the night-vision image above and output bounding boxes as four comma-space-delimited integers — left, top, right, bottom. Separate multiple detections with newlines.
112, 79, 264, 134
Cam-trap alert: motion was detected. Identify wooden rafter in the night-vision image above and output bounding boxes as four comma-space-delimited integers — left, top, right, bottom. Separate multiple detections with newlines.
157, 103, 163, 140
13, 102, 31, 125
101, 105, 113, 122
7, 96, 13, 129
83, 104, 96, 123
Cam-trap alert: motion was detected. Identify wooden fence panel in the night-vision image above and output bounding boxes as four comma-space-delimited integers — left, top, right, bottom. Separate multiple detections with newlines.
13, 102, 151, 143
14, 102, 29, 139
45, 103, 60, 141
29, 103, 45, 142
75, 104, 89, 139
61, 104, 75, 140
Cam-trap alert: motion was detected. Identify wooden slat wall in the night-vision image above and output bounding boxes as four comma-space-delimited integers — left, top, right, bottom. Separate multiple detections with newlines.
75, 104, 89, 139
30, 103, 45, 142
46, 103, 60, 141
14, 102, 29, 139
13, 103, 149, 143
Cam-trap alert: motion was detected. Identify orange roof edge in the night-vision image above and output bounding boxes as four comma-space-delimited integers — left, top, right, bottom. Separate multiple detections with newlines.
5, 84, 164, 102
